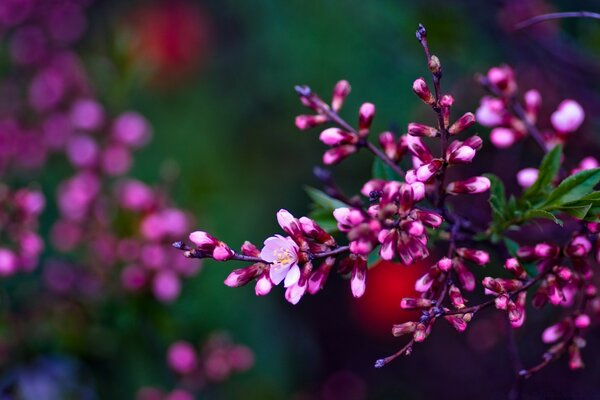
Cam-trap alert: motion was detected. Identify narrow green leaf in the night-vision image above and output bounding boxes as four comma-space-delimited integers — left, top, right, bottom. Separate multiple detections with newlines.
555, 204, 593, 220
520, 144, 562, 202
484, 173, 507, 223
372, 157, 401, 181
367, 251, 381, 269
542, 168, 600, 207
523, 209, 563, 226
307, 208, 338, 233
503, 237, 520, 257
304, 186, 348, 210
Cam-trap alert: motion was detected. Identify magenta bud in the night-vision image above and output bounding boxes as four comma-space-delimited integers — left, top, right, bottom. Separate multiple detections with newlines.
189, 231, 217, 249
295, 114, 327, 130
350, 256, 367, 298
542, 320, 569, 343
406, 135, 434, 163
277, 209, 302, 237
412, 77, 435, 105
167, 341, 198, 375
241, 241, 260, 257
0, 248, 18, 277
323, 144, 357, 165
534, 243, 559, 259
463, 136, 483, 150
551, 100, 584, 134
213, 244, 234, 261
565, 235, 592, 258
413, 209, 443, 228
319, 128, 357, 146
517, 168, 539, 188
378, 131, 398, 160
416, 159, 443, 182
407, 122, 439, 138
255, 271, 273, 296
438, 257, 453, 272
490, 127, 518, 149
569, 345, 584, 370
448, 112, 475, 135
392, 321, 417, 337
456, 248, 490, 266
554, 266, 573, 282
358, 102, 375, 137
524, 89, 541, 117
331, 80, 351, 112
575, 314, 591, 329
449, 284, 465, 308
360, 179, 386, 197
487, 65, 516, 95
413, 323, 428, 342
307, 257, 334, 295
400, 297, 434, 310
447, 145, 476, 165
444, 315, 468, 332
453, 260, 475, 291
439, 94, 454, 107
446, 176, 491, 195
224, 265, 261, 287
504, 258, 526, 278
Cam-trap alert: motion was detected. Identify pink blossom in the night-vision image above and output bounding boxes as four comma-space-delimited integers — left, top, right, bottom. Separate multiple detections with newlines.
412, 77, 434, 105
0, 248, 18, 276
295, 114, 327, 130
70, 98, 104, 131
319, 128, 356, 146
490, 127, 517, 148
112, 112, 152, 148
517, 168, 539, 188
66, 135, 98, 168
101, 144, 132, 176
167, 341, 198, 374
254, 271, 273, 296
448, 112, 476, 135
551, 100, 584, 133
153, 270, 181, 302
358, 102, 375, 137
117, 179, 154, 211
331, 80, 351, 112
260, 234, 299, 287
322, 144, 357, 165
446, 176, 490, 195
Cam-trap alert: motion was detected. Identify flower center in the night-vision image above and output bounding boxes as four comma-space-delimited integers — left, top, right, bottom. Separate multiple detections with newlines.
272, 247, 294, 270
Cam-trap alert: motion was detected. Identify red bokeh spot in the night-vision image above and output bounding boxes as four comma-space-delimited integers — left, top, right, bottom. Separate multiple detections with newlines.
351, 260, 428, 339
126, 0, 212, 86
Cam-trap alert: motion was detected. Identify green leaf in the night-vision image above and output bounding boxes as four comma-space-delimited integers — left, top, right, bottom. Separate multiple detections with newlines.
555, 204, 592, 220
372, 157, 401, 181
484, 173, 507, 224
542, 168, 600, 207
304, 186, 348, 210
367, 250, 381, 269
503, 237, 520, 257
520, 144, 562, 204
307, 208, 338, 233
523, 209, 563, 226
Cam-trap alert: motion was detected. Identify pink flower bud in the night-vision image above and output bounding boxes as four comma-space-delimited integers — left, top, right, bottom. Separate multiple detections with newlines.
445, 315, 468, 332
400, 297, 434, 310
504, 258, 526, 278
255, 271, 273, 296
331, 80, 351, 112
516, 168, 539, 188
410, 182, 425, 202
350, 256, 367, 298
439, 94, 454, 107
101, 144, 132, 176
453, 260, 475, 291
224, 265, 261, 287
299, 217, 334, 245
407, 122, 439, 138
66, 135, 99, 168
487, 65, 516, 95
416, 159, 443, 182
213, 244, 234, 261
189, 231, 217, 248
295, 114, 328, 130
167, 341, 198, 374
70, 98, 104, 131
456, 248, 490, 265
534, 243, 559, 259
413, 209, 443, 228
322, 144, 357, 165
413, 323, 428, 342
0, 248, 18, 276
554, 266, 573, 282
446, 176, 491, 195
490, 127, 518, 148
358, 102, 375, 137
241, 241, 260, 257
476, 96, 505, 127
545, 275, 564, 305
463, 135, 483, 150
307, 257, 334, 294
277, 209, 302, 236
414, 271, 434, 292
447, 145, 476, 165
569, 345, 584, 370
438, 257, 453, 272
551, 100, 584, 133
112, 111, 151, 148
524, 89, 541, 117
542, 320, 569, 343
378, 131, 398, 160
319, 128, 357, 146
448, 112, 475, 135
406, 135, 433, 163
412, 77, 435, 105
153, 270, 181, 302
565, 235, 592, 258
360, 179, 386, 197
449, 284, 465, 308
579, 156, 599, 171
392, 321, 417, 337
575, 314, 590, 329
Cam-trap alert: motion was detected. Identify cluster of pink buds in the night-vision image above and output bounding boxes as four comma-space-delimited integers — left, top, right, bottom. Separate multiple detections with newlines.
0, 184, 45, 276
295, 81, 377, 165
476, 65, 585, 149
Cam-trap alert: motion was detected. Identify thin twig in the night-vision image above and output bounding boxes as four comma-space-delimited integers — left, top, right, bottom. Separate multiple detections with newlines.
515, 11, 600, 30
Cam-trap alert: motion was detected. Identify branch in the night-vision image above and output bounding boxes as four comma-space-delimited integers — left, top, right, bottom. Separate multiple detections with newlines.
515, 11, 600, 30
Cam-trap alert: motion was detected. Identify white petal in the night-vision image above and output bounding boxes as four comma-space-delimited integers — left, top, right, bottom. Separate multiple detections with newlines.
269, 264, 290, 286
283, 264, 300, 287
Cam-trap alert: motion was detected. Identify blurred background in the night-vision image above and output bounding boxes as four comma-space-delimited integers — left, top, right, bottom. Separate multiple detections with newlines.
1, 0, 600, 398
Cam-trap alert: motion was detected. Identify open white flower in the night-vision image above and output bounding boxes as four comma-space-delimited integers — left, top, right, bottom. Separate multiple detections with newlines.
260, 234, 300, 287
